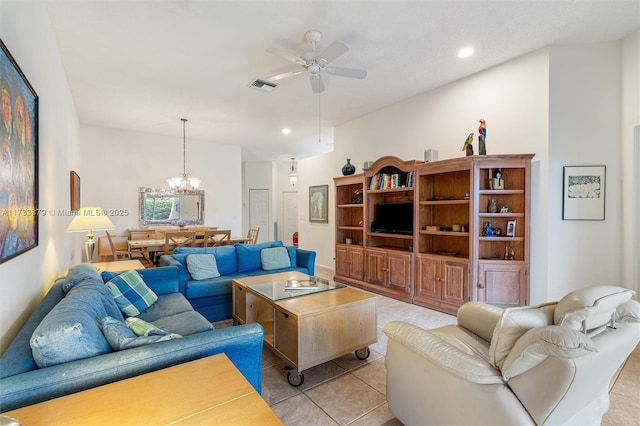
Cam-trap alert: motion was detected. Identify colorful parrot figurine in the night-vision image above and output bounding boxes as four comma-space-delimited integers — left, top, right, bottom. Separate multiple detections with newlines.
478, 119, 487, 155
462, 132, 474, 156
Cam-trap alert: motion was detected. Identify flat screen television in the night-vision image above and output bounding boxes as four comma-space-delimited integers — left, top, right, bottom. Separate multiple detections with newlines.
372, 202, 413, 235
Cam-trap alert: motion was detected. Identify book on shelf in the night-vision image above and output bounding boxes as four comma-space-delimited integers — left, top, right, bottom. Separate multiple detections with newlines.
369, 171, 415, 190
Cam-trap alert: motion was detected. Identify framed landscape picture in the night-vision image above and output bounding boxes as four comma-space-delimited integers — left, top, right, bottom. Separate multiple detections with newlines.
309, 184, 328, 223
1, 40, 39, 263
562, 166, 605, 220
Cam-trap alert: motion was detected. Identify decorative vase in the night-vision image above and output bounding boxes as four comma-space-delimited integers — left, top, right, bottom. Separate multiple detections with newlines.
487, 198, 498, 213
341, 159, 356, 176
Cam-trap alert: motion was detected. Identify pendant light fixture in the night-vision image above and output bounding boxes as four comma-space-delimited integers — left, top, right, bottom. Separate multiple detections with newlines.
167, 118, 201, 192
288, 158, 297, 186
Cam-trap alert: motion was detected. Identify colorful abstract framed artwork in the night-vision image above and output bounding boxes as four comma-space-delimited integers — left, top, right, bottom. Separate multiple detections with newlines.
562, 166, 605, 220
1, 39, 39, 263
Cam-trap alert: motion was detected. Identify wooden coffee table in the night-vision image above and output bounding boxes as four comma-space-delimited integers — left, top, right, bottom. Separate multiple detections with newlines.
232, 271, 377, 386
3, 354, 282, 425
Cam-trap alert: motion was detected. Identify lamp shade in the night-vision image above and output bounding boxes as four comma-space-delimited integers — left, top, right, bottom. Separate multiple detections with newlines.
66, 207, 115, 232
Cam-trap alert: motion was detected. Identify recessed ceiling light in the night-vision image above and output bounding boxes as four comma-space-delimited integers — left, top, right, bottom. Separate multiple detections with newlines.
457, 47, 474, 58
282, 128, 291, 135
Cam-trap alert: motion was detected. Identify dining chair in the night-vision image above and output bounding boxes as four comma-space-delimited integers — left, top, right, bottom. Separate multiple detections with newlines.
246, 226, 259, 244
154, 226, 180, 240
202, 230, 231, 247
157, 231, 197, 263
105, 231, 131, 261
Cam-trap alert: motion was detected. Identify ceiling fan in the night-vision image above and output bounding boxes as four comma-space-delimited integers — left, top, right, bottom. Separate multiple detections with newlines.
264, 30, 367, 93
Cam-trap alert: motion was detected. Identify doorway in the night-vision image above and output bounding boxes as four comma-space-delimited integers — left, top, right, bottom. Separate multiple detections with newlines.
282, 191, 298, 246
249, 189, 269, 244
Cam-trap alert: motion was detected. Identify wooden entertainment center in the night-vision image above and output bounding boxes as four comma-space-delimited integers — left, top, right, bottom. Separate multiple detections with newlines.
334, 154, 534, 314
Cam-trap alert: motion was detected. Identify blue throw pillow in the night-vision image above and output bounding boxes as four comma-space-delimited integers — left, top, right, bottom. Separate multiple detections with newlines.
236, 241, 283, 272
260, 247, 291, 271
105, 270, 158, 316
186, 254, 220, 280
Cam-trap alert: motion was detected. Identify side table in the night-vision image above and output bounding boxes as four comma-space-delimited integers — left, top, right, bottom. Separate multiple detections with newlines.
3, 354, 282, 425
92, 259, 145, 273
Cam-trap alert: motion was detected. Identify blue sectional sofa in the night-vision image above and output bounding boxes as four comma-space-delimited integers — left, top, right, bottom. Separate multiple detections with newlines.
0, 264, 264, 412
159, 241, 316, 322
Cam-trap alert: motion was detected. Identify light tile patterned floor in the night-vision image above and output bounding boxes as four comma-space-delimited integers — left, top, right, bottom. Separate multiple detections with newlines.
214, 267, 456, 426
214, 267, 639, 426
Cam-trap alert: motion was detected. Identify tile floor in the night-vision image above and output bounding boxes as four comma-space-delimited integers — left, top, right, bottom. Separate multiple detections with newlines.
214, 273, 457, 426
214, 267, 639, 426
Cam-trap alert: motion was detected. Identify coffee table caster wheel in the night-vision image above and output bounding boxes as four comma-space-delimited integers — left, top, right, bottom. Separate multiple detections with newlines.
287, 370, 304, 387
355, 347, 370, 360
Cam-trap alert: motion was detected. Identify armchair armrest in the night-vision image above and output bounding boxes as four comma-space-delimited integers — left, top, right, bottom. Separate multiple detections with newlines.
296, 249, 316, 275
457, 302, 503, 343
501, 325, 597, 380
383, 321, 503, 385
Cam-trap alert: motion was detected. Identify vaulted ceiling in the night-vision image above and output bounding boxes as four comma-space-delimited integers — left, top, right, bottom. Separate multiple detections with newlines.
45, 0, 639, 161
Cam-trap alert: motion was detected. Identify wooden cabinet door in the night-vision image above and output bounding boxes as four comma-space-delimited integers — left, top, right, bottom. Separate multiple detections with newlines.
387, 251, 412, 294
415, 256, 440, 299
441, 260, 469, 307
335, 246, 350, 277
365, 249, 387, 286
477, 263, 528, 306
349, 247, 365, 281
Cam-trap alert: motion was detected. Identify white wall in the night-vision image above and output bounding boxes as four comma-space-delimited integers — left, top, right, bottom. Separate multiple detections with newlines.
620, 30, 640, 297
0, 2, 80, 350
80, 125, 243, 238
547, 42, 625, 300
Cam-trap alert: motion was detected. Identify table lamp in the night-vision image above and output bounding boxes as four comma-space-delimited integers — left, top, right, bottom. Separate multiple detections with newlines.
66, 207, 115, 263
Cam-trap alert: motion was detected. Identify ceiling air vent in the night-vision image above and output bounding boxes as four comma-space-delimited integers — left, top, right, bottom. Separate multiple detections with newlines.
249, 78, 278, 92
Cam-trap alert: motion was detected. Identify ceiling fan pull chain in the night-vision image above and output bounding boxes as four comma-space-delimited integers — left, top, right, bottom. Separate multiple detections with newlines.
318, 91, 321, 143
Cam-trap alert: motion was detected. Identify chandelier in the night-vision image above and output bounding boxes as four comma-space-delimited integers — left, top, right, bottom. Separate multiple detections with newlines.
167, 118, 201, 191
288, 158, 297, 186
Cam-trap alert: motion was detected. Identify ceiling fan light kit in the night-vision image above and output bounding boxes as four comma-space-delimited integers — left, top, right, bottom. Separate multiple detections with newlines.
264, 29, 367, 93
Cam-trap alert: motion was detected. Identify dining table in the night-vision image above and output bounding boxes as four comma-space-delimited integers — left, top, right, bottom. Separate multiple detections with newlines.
128, 236, 252, 265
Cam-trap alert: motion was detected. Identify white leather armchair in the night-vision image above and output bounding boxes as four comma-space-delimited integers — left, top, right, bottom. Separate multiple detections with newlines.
383, 286, 640, 425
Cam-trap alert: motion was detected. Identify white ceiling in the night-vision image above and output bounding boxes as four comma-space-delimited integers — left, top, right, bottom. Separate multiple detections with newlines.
45, 0, 639, 162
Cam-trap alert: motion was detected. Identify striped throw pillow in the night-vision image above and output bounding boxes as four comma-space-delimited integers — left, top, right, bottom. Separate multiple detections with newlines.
105, 270, 158, 316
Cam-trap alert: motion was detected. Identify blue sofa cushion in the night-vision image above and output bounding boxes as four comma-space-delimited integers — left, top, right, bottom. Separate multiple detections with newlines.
99, 317, 178, 351
236, 241, 283, 272
184, 275, 244, 299
136, 293, 195, 323
150, 311, 214, 336
260, 247, 291, 270
30, 277, 115, 368
105, 270, 158, 316
186, 254, 220, 280
174, 246, 238, 275
65, 264, 124, 322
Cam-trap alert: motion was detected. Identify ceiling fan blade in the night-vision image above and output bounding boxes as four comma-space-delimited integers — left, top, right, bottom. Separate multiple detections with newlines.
325, 66, 367, 79
265, 68, 304, 81
266, 47, 306, 66
316, 40, 349, 65
310, 75, 325, 93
